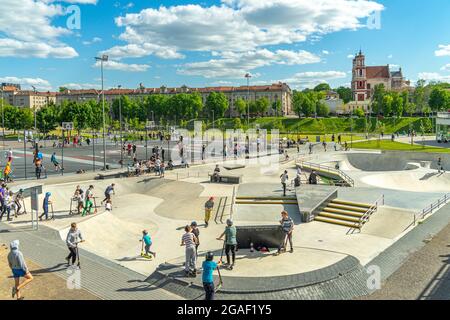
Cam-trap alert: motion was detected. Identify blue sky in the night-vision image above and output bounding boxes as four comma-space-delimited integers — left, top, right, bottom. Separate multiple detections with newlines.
1, 0, 449, 91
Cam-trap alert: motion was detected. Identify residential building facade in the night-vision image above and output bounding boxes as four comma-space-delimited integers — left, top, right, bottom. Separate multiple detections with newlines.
56, 82, 293, 116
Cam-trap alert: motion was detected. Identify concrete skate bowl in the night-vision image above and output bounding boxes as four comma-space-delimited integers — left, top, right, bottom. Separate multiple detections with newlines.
340, 152, 443, 172
360, 171, 450, 192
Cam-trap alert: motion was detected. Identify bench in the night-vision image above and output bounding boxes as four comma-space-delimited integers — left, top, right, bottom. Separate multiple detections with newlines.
208, 173, 242, 184
96, 171, 128, 180
223, 164, 246, 170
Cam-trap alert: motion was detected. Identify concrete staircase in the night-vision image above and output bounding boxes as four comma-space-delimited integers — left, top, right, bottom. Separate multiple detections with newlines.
315, 199, 372, 229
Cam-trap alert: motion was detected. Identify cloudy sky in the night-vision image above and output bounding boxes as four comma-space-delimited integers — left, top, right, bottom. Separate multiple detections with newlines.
1, 0, 449, 91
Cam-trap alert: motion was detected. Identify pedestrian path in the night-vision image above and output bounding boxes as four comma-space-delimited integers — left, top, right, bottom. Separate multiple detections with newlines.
0, 223, 182, 300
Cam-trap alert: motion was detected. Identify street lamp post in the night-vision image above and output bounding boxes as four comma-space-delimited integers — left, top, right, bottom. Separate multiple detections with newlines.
31, 86, 37, 142
118, 85, 123, 168
1, 86, 4, 149
95, 54, 109, 171
245, 73, 251, 127
212, 110, 215, 129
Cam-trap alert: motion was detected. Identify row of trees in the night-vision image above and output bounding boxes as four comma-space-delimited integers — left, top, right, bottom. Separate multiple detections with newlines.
0, 91, 279, 134
292, 90, 330, 117
371, 81, 450, 117
292, 80, 450, 118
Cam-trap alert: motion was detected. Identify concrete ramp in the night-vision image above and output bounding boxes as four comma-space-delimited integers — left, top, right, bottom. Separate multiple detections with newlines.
361, 171, 450, 192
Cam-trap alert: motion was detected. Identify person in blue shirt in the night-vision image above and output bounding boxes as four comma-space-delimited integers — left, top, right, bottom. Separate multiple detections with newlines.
140, 230, 156, 258
202, 251, 222, 300
39, 192, 52, 220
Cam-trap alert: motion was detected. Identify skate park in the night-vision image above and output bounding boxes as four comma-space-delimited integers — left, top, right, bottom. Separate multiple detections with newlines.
1, 145, 450, 300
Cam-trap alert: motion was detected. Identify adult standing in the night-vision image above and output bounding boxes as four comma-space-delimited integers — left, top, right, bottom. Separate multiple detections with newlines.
181, 225, 198, 277
8, 240, 34, 300
65, 222, 84, 266
280, 170, 289, 197
217, 219, 237, 270
276, 211, 294, 255
39, 192, 52, 220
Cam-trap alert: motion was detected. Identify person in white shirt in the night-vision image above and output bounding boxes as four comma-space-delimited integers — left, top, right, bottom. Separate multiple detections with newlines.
280, 170, 289, 197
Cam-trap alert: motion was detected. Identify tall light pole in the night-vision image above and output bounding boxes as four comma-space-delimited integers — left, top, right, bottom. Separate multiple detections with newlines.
1, 86, 4, 149
31, 85, 38, 146
245, 73, 251, 127
118, 84, 123, 168
95, 54, 108, 171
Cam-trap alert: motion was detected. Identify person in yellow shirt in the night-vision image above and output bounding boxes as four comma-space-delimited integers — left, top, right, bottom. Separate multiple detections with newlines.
3, 161, 12, 182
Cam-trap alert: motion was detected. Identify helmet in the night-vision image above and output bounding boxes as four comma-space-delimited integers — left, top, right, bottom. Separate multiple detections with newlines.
19, 189, 24, 193
190, 221, 197, 227
226, 219, 233, 226
205, 251, 214, 261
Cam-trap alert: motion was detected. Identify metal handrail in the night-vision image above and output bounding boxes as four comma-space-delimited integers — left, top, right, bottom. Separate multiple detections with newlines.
359, 194, 384, 229
413, 193, 450, 225
230, 186, 236, 219
299, 161, 355, 187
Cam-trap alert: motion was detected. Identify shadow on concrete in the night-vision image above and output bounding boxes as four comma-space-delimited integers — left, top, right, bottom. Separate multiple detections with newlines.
418, 254, 450, 300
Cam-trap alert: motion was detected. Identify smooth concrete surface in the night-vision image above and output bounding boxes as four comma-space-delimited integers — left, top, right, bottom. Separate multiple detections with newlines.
3, 148, 448, 283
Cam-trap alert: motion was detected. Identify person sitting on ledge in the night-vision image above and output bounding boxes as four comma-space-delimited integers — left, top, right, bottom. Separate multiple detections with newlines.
213, 165, 221, 182
167, 160, 174, 170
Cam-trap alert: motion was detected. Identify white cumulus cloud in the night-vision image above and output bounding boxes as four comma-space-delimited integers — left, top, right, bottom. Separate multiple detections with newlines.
435, 45, 450, 57
105, 0, 383, 60
178, 49, 321, 78
93, 60, 150, 72
0, 76, 52, 91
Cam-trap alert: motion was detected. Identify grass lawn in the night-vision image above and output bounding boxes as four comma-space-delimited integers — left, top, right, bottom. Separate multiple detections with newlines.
351, 140, 450, 153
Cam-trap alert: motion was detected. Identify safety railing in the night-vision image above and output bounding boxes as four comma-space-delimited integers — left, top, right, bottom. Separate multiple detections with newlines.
411, 193, 450, 226
359, 194, 384, 229
298, 161, 355, 187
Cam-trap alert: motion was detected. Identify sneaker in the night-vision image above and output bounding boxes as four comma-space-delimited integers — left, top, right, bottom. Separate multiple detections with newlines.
289, 248, 294, 253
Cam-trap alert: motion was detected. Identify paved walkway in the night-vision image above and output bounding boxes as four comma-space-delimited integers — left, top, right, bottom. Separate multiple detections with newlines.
0, 244, 99, 300
0, 224, 182, 300
363, 213, 450, 300
356, 202, 450, 300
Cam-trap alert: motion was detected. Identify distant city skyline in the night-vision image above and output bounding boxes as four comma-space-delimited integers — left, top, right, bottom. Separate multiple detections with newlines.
1, 0, 450, 92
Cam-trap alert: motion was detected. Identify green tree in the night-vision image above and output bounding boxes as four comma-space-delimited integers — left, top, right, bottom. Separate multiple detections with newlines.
255, 97, 270, 116
316, 101, 330, 117
234, 98, 247, 116
429, 87, 449, 111
36, 105, 59, 135
272, 100, 282, 116
353, 108, 365, 118
382, 94, 393, 116
233, 118, 242, 129
413, 80, 428, 114
371, 84, 386, 115
391, 93, 404, 118
205, 92, 229, 119
314, 83, 331, 92
335, 86, 352, 103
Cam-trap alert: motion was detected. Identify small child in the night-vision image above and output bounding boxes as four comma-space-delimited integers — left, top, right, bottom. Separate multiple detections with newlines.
140, 230, 156, 258
39, 192, 52, 220
105, 199, 112, 211
73, 190, 84, 215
